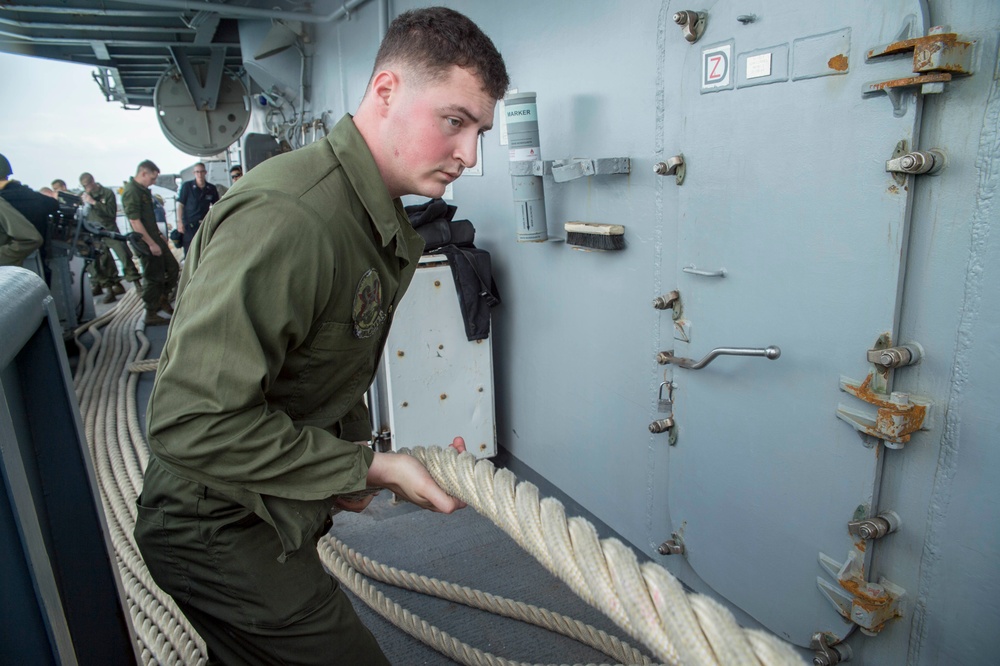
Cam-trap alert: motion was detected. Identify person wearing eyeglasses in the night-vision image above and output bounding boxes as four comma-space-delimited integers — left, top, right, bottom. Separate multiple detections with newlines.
176, 162, 219, 257
229, 164, 243, 184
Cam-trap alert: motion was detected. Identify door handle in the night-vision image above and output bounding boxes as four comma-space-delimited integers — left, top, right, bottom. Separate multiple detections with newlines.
657, 345, 781, 369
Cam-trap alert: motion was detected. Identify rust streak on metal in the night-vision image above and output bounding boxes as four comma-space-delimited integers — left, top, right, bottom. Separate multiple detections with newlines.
887, 184, 900, 194
839, 579, 891, 613
868, 72, 951, 92
867, 33, 960, 59
828, 53, 849, 71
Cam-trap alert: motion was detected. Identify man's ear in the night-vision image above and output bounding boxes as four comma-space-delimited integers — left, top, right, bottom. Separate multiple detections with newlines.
369, 69, 399, 117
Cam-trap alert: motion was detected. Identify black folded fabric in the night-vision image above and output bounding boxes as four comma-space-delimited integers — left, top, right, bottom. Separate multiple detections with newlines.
403, 198, 500, 341
436, 245, 501, 341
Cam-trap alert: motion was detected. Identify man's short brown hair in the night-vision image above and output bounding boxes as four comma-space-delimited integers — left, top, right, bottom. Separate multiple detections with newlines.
371, 6, 509, 100
137, 159, 160, 175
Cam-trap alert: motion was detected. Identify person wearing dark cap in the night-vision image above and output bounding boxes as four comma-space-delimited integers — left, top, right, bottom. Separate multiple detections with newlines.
0, 153, 58, 283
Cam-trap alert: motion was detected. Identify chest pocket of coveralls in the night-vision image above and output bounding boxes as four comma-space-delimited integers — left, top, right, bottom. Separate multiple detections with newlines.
288, 320, 380, 421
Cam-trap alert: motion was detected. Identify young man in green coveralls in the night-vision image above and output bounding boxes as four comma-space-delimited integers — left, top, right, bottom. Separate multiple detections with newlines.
135, 7, 509, 663
122, 159, 179, 325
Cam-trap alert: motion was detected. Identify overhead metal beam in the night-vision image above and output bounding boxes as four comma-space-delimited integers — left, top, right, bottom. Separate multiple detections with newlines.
191, 11, 220, 46
169, 45, 226, 111
0, 16, 194, 32
121, 0, 373, 23
0, 28, 238, 47
0, 6, 182, 18
90, 40, 110, 60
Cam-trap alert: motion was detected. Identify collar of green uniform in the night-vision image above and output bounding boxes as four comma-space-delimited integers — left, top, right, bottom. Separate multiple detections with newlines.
128, 176, 148, 192
328, 114, 414, 260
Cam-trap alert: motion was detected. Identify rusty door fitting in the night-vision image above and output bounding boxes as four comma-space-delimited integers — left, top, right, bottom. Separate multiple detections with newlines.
658, 533, 685, 555
836, 374, 931, 448
886, 150, 945, 176
865, 343, 923, 369
817, 549, 905, 636
811, 633, 853, 666
865, 25, 975, 110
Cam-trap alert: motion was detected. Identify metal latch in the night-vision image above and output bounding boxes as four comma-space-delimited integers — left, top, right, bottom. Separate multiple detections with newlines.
865, 343, 922, 369
652, 290, 681, 316
811, 632, 853, 666
817, 548, 905, 635
672, 11, 706, 43
836, 373, 931, 448
885, 150, 945, 177
653, 154, 685, 185
848, 511, 901, 541
657, 532, 685, 555
865, 25, 976, 114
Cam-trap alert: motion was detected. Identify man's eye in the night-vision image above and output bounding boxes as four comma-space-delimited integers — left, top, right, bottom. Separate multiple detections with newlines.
447, 117, 461, 128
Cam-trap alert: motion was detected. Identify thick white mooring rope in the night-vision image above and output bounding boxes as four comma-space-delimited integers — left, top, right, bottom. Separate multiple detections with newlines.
75, 295, 803, 666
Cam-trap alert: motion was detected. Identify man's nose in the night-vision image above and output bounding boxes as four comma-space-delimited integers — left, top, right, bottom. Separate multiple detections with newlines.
454, 132, 479, 169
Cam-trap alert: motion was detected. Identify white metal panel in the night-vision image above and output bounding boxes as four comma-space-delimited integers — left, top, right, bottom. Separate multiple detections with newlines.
382, 257, 496, 458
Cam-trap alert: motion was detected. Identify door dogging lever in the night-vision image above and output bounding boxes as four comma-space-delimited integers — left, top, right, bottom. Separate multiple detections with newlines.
657, 346, 781, 369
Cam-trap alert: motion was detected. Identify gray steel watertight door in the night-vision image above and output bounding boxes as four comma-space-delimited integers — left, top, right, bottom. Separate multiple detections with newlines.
660, 1, 926, 646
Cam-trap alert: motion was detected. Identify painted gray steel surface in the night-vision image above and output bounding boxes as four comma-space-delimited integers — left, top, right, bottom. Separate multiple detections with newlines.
289, 1, 1000, 661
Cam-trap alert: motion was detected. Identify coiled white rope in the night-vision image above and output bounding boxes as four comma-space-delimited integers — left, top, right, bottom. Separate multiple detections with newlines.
73, 291, 208, 665
75, 294, 803, 666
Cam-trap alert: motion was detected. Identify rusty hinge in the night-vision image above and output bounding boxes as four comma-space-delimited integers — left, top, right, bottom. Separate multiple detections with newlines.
817, 548, 905, 636
864, 24, 976, 115
836, 373, 931, 448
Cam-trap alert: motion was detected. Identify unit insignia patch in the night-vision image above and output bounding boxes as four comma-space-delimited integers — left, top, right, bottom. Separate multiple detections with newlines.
353, 268, 385, 339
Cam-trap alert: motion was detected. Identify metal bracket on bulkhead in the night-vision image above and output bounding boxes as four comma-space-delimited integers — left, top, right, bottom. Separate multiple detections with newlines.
817, 548, 905, 636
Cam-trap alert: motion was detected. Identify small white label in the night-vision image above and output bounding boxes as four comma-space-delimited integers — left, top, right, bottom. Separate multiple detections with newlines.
746, 53, 772, 79
702, 44, 732, 89
509, 146, 541, 162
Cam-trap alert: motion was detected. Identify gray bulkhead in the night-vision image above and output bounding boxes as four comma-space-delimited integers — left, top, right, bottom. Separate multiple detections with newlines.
240, 1, 999, 662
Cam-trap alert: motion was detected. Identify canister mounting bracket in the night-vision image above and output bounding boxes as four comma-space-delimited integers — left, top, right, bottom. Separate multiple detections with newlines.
509, 157, 631, 182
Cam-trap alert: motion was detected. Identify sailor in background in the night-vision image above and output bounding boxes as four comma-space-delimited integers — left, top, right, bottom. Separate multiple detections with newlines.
122, 159, 178, 325
0, 153, 57, 284
175, 161, 219, 257
135, 6, 509, 663
229, 163, 243, 184
80, 171, 138, 302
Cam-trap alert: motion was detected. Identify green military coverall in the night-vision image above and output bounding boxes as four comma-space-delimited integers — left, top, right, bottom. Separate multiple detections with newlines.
136, 114, 424, 664
0, 196, 43, 267
85, 182, 140, 286
121, 176, 178, 312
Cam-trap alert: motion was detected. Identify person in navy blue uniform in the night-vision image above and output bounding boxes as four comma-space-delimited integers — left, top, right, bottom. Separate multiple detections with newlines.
175, 162, 219, 257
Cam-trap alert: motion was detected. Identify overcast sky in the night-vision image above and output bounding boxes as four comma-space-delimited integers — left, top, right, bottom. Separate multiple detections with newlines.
0, 52, 198, 193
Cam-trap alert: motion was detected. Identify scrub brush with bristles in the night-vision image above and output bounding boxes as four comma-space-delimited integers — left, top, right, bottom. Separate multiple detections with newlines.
564, 222, 626, 251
